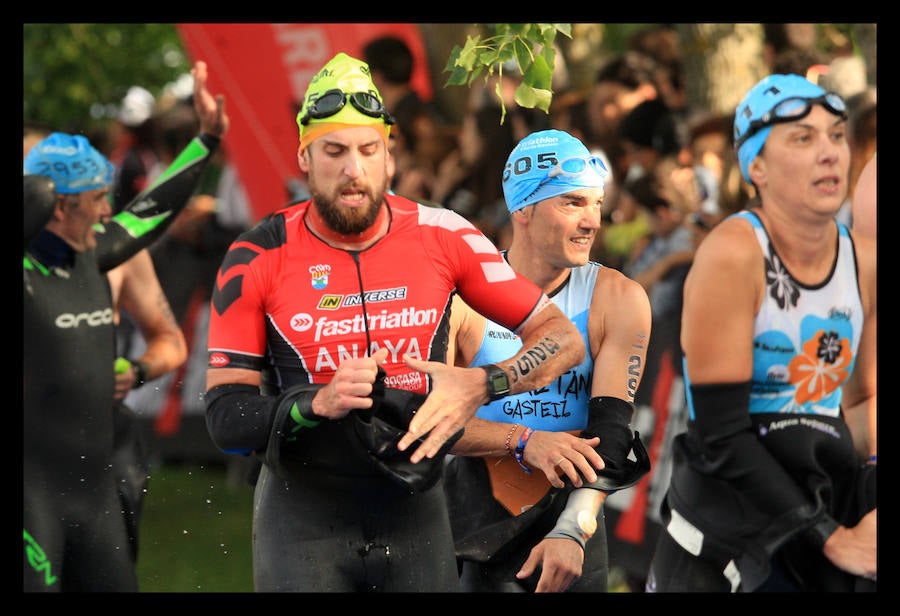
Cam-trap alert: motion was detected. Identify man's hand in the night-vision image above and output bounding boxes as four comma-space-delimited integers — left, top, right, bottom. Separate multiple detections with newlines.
311, 348, 389, 420
192, 60, 228, 138
516, 538, 583, 592
524, 430, 604, 489
113, 360, 135, 403
397, 355, 487, 462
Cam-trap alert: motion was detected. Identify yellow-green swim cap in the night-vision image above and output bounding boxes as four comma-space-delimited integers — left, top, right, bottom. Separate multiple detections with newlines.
297, 52, 394, 151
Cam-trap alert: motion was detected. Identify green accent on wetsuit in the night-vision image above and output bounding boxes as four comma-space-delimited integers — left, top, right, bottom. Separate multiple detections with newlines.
289, 401, 321, 430
105, 211, 172, 238
100, 137, 212, 239
23, 256, 49, 274
23, 529, 58, 587
149, 138, 211, 187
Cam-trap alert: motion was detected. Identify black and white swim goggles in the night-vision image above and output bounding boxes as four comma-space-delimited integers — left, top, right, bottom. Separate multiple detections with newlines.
299, 89, 396, 126
734, 92, 847, 149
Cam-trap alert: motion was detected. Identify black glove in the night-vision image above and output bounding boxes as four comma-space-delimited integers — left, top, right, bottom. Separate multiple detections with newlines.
352, 368, 463, 493
582, 431, 651, 492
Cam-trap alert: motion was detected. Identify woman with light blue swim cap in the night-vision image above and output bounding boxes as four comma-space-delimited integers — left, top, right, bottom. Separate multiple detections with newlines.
732, 73, 848, 184
645, 74, 877, 592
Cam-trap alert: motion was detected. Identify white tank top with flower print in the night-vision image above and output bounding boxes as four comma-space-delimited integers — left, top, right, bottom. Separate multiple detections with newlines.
736, 210, 863, 417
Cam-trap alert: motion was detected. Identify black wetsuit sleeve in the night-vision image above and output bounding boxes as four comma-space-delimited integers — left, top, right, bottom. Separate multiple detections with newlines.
95, 133, 221, 272
581, 396, 650, 493
206, 382, 327, 467
661, 381, 837, 591
686, 382, 813, 515
205, 383, 277, 455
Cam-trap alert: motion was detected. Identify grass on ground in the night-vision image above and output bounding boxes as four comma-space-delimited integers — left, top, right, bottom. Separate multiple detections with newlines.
136, 460, 635, 592
136, 462, 254, 592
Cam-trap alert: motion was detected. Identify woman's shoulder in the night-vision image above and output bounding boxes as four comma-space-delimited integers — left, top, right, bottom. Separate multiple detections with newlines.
693, 212, 760, 271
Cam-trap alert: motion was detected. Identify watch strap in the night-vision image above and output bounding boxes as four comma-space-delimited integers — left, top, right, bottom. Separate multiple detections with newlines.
131, 359, 149, 389
482, 363, 510, 401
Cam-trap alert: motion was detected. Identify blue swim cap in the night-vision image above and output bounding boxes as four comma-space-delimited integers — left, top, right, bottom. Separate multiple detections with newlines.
734, 74, 827, 183
502, 129, 609, 213
23, 132, 114, 194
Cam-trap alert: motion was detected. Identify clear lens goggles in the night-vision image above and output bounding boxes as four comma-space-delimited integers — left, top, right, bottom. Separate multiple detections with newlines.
299, 89, 396, 126
542, 155, 609, 185
734, 92, 847, 149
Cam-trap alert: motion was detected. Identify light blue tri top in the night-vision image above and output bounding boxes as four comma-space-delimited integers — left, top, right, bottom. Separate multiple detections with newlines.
685, 210, 864, 419
470, 256, 600, 431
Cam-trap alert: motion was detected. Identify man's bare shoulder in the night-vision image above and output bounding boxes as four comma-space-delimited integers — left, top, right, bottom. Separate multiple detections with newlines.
592, 265, 652, 333
590, 265, 651, 355
595, 264, 649, 306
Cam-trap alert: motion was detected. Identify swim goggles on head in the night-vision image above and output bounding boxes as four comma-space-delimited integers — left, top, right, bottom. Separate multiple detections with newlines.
299, 89, 396, 126
734, 92, 847, 149
539, 155, 609, 187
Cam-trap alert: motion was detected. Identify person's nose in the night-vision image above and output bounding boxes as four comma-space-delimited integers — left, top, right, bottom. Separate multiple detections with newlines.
581, 205, 603, 231
819, 133, 845, 166
344, 153, 364, 178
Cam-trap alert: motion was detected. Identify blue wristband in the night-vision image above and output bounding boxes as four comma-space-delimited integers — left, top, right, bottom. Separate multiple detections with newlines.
514, 427, 533, 473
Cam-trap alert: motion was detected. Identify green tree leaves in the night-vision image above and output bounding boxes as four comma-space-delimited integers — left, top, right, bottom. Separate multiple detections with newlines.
443, 23, 571, 123
23, 24, 188, 134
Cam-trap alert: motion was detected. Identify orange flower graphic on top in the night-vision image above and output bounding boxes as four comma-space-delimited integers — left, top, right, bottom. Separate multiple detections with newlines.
787, 330, 851, 405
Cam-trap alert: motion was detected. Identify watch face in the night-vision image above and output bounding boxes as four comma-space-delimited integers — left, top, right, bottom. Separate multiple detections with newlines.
490, 373, 509, 391
487, 365, 510, 399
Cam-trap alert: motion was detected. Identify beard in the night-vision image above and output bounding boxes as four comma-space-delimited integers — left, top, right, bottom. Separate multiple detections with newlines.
309, 181, 387, 236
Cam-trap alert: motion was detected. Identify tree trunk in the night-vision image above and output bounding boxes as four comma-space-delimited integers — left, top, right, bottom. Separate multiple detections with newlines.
676, 23, 768, 117
851, 23, 877, 87
417, 23, 481, 125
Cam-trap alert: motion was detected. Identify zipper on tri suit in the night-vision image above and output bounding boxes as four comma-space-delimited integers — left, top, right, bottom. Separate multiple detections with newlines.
348, 250, 374, 356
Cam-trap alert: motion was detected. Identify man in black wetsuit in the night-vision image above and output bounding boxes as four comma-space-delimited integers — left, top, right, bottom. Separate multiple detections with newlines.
204, 52, 585, 592
22, 61, 228, 592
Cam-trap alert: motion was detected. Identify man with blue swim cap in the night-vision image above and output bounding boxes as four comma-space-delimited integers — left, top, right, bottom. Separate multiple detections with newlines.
24, 133, 115, 194
502, 129, 610, 213
23, 60, 228, 592
445, 128, 652, 592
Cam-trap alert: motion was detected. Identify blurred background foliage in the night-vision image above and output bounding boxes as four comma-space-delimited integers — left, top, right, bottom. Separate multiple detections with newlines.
24, 23, 869, 136
24, 24, 188, 134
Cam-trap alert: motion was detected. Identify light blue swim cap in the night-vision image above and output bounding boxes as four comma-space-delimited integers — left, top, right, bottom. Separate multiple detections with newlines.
502, 129, 609, 213
23, 132, 114, 194
734, 74, 827, 183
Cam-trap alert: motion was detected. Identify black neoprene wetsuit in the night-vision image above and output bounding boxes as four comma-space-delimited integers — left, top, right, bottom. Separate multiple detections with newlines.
22, 133, 220, 592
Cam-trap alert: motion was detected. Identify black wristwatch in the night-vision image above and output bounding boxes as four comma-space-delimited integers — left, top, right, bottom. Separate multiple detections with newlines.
482, 364, 510, 401
131, 360, 149, 389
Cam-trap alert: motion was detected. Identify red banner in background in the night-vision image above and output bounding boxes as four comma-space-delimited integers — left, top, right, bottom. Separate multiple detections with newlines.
177, 23, 433, 222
